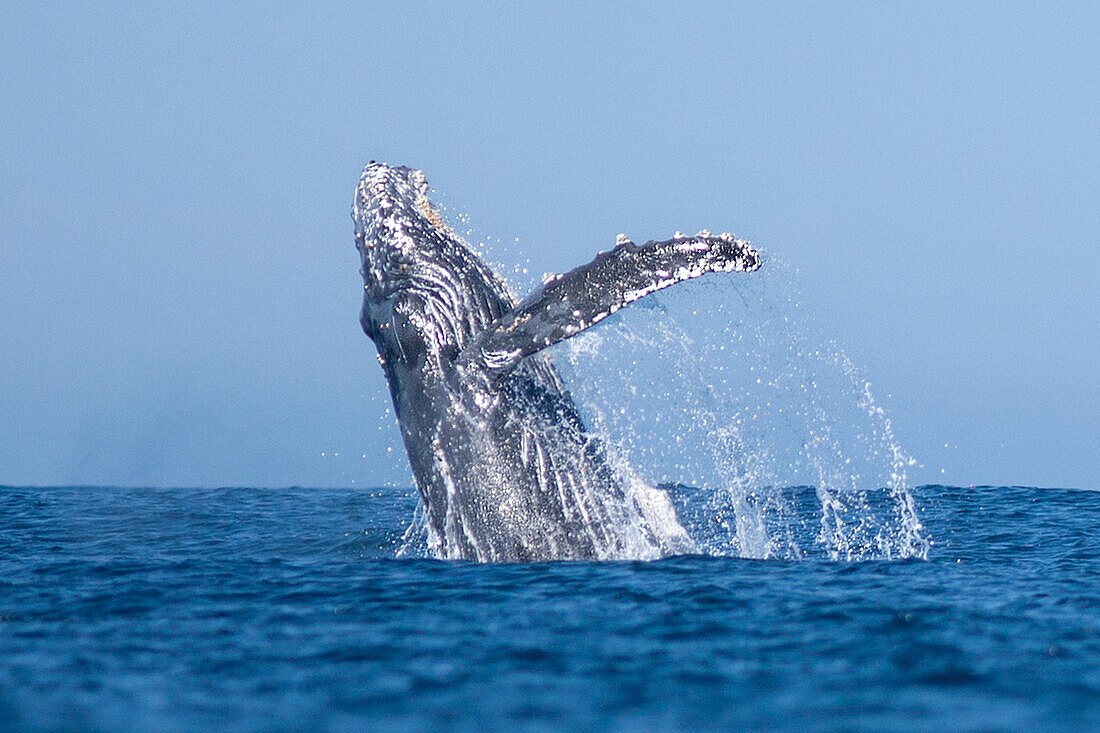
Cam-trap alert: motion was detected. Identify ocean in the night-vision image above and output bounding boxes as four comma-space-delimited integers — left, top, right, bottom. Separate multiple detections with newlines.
2, 484, 1098, 732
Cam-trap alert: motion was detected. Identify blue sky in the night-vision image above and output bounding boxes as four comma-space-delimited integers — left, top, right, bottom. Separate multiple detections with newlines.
1, 3, 1096, 489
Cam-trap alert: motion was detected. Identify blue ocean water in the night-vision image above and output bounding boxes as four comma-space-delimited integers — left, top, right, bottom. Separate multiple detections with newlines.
2, 485, 1098, 732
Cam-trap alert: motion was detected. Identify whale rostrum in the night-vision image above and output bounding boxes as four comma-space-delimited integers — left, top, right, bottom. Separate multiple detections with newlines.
354, 162, 760, 561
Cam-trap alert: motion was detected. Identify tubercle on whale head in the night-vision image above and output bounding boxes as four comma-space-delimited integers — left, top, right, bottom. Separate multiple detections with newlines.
352, 161, 455, 302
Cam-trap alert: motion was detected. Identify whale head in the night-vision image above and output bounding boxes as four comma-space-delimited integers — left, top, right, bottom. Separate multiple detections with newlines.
353, 162, 516, 358
352, 162, 461, 303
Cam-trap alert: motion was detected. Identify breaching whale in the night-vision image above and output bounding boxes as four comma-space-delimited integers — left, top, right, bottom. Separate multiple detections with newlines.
354, 162, 760, 561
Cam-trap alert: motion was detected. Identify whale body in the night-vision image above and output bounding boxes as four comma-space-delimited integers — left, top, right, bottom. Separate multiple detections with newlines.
354, 163, 760, 561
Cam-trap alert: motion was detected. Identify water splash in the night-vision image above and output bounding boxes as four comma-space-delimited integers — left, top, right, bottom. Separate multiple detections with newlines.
554, 252, 930, 561
387, 189, 927, 561
396, 499, 430, 558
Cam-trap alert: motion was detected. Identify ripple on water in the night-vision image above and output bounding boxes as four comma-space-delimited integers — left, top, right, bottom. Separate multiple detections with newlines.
0, 485, 1098, 732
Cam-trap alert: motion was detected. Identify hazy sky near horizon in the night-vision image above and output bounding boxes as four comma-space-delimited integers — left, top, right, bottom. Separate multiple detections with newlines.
2, 3, 1097, 489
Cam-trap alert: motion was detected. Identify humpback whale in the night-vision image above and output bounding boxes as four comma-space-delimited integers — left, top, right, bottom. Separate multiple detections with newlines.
354, 162, 760, 561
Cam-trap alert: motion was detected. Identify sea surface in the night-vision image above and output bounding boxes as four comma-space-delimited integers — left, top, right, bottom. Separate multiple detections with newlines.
2, 484, 1098, 732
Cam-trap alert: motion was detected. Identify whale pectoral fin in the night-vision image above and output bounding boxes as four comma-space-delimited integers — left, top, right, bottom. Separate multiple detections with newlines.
459, 232, 760, 378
